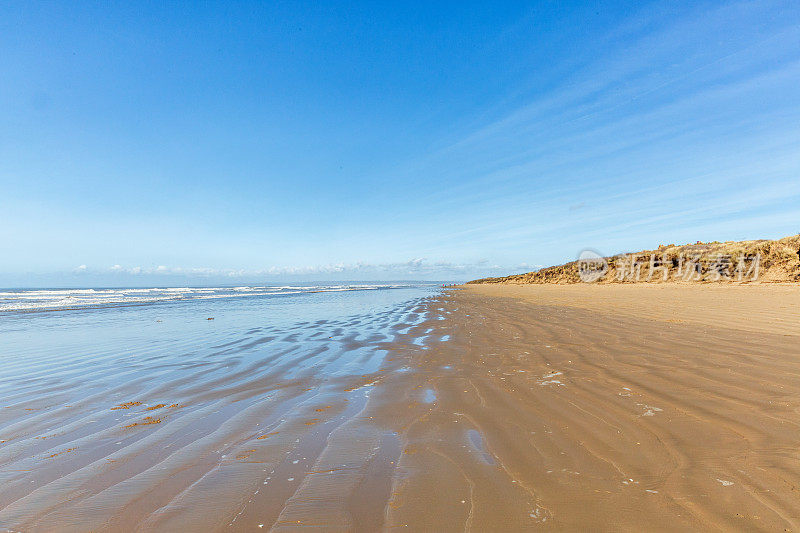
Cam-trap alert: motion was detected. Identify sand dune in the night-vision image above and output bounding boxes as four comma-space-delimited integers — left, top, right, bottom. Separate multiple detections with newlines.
470, 234, 800, 284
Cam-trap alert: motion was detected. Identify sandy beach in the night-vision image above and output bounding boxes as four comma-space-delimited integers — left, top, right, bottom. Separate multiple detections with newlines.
412, 283, 800, 530
2, 283, 799, 531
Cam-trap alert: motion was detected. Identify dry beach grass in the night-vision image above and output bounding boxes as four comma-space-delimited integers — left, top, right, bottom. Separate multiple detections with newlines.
470, 234, 800, 285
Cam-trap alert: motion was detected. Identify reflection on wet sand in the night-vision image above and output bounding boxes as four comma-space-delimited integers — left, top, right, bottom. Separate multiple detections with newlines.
0, 294, 438, 531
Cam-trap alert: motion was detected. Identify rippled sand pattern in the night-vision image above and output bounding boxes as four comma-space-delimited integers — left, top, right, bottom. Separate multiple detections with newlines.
0, 296, 436, 531
2, 285, 800, 531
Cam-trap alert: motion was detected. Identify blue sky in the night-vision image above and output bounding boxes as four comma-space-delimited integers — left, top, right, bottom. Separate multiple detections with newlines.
2, 0, 799, 286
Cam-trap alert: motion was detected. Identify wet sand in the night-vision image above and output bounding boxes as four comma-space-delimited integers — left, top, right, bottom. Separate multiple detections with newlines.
404, 284, 800, 531
2, 284, 800, 531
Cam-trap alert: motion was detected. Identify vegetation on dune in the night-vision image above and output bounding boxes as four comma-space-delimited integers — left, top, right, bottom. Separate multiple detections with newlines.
469, 234, 800, 284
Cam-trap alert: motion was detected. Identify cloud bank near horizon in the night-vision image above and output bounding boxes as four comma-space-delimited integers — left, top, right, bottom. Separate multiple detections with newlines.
2, 259, 542, 287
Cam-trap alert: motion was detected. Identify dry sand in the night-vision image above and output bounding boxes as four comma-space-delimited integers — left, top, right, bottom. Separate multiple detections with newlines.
465, 282, 800, 336
2, 284, 799, 531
